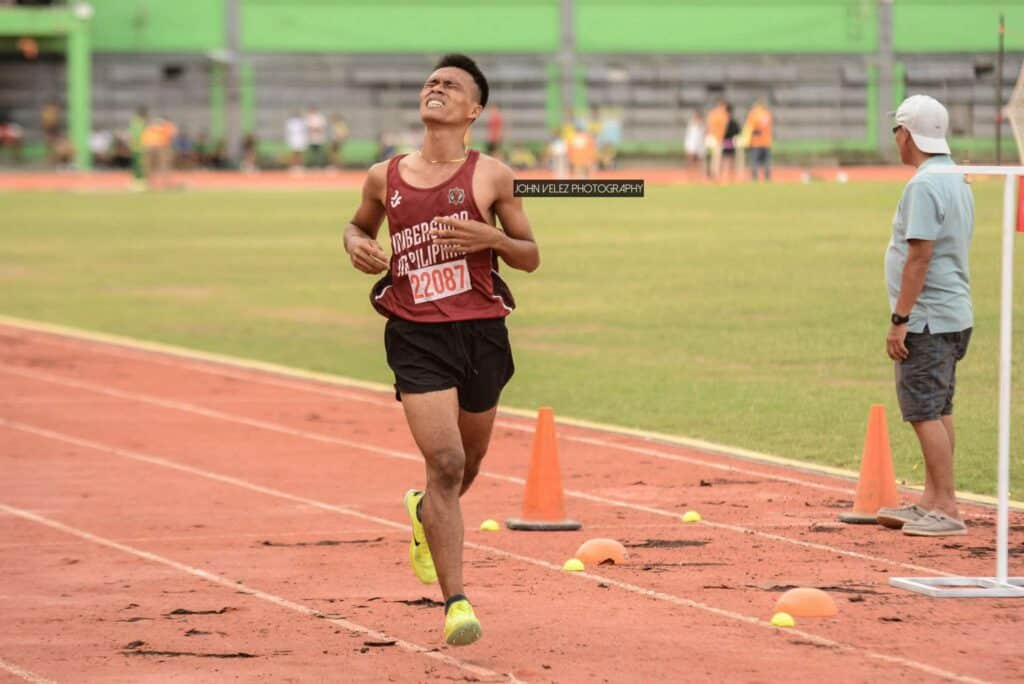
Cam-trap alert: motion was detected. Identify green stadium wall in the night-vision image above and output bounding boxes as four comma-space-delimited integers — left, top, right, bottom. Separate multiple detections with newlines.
62, 1, 1024, 55
575, 0, 877, 54
87, 0, 223, 52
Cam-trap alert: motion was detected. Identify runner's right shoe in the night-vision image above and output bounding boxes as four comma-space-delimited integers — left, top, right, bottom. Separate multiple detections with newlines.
444, 598, 483, 646
404, 489, 437, 584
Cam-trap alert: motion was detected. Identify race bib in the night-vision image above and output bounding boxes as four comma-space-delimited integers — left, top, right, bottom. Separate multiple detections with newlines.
408, 259, 471, 304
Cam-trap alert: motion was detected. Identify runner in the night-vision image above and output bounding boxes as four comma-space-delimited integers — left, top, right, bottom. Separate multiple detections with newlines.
342, 54, 539, 646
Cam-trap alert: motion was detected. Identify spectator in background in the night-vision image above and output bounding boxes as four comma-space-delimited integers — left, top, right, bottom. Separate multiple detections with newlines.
745, 99, 773, 182
329, 114, 349, 168
89, 129, 114, 166
545, 126, 569, 179
568, 124, 597, 178
40, 100, 61, 165
596, 108, 622, 169
377, 130, 397, 161
305, 106, 327, 168
683, 110, 706, 173
208, 139, 229, 169
109, 131, 132, 169
0, 110, 24, 163
486, 104, 503, 156
173, 128, 198, 168
285, 112, 307, 172
130, 107, 148, 182
141, 116, 176, 188
240, 132, 259, 173
720, 103, 741, 182
705, 98, 728, 181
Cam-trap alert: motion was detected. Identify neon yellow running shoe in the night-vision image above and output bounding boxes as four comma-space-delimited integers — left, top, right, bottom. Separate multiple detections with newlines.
444, 599, 482, 646
403, 489, 437, 584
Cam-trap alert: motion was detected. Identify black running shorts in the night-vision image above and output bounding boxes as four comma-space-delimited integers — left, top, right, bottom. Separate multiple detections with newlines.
384, 317, 515, 413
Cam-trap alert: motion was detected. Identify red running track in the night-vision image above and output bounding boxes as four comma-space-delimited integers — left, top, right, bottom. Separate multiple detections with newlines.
0, 321, 1022, 683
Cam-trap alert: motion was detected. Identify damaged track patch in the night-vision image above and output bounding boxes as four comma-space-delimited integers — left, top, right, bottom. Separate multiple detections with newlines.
259, 538, 384, 548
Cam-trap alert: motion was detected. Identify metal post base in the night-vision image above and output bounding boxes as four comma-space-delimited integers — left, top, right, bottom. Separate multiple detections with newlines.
890, 576, 1024, 598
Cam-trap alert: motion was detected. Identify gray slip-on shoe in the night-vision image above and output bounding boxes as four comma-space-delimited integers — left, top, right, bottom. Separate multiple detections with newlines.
876, 504, 928, 529
902, 510, 968, 537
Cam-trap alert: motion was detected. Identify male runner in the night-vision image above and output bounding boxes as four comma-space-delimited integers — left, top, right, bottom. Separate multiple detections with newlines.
343, 54, 539, 646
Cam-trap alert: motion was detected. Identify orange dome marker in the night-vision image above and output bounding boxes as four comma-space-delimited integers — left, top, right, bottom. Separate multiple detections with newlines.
774, 587, 838, 618
574, 538, 626, 565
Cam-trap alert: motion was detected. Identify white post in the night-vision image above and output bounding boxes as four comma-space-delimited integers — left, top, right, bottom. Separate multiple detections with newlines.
997, 174, 1016, 584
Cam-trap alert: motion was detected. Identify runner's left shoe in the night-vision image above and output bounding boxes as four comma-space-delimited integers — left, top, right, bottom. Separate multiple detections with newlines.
404, 489, 438, 584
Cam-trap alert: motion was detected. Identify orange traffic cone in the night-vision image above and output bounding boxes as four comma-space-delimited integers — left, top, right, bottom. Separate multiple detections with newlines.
838, 404, 899, 524
506, 407, 582, 531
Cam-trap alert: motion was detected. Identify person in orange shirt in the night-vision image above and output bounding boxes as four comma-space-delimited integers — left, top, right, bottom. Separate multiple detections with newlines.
705, 99, 729, 181
568, 126, 597, 178
141, 116, 177, 188
745, 99, 773, 182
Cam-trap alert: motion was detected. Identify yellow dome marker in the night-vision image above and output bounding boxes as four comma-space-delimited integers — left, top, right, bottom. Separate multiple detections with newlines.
681, 510, 702, 523
771, 612, 795, 628
479, 519, 500, 531
562, 558, 585, 572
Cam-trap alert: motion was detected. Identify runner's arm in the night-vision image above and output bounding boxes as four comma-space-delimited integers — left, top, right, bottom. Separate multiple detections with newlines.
344, 163, 389, 274
490, 165, 540, 273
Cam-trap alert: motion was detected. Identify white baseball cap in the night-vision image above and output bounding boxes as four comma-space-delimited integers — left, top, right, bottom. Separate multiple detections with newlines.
892, 94, 950, 154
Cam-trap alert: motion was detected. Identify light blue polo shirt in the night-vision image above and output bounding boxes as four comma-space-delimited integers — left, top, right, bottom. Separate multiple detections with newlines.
884, 155, 974, 334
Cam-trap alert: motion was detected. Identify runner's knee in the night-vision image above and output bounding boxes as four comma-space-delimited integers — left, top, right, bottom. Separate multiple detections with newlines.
427, 448, 465, 491
460, 459, 482, 493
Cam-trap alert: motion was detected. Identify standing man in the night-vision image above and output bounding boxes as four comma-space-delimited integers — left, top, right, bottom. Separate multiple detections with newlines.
745, 99, 773, 182
305, 106, 328, 168
877, 95, 974, 537
705, 98, 728, 181
129, 107, 148, 184
284, 112, 307, 172
343, 54, 539, 645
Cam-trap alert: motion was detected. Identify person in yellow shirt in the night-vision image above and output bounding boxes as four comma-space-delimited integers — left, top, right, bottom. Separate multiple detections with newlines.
745, 100, 773, 182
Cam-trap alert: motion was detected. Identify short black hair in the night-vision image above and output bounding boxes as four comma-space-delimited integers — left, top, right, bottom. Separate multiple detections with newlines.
433, 53, 488, 108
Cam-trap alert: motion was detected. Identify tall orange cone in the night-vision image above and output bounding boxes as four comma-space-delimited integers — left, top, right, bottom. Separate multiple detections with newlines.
838, 404, 899, 523
506, 407, 582, 531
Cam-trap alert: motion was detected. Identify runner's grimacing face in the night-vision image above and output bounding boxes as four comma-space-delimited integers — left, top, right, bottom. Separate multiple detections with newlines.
420, 67, 483, 126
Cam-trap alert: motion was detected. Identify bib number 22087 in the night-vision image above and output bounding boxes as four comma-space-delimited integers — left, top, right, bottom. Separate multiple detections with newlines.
408, 259, 471, 304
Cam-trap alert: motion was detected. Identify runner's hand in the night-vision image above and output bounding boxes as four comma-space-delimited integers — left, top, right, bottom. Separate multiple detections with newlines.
431, 216, 501, 255
347, 236, 389, 274
886, 324, 909, 361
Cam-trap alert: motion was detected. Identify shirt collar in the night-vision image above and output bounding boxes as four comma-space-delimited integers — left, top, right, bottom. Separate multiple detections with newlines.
917, 154, 953, 172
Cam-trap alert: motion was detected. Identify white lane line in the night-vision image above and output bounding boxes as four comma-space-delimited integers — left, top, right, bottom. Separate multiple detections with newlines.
0, 366, 954, 577
6, 317, 1020, 511
0, 528, 389, 550
2, 329, 857, 496
0, 657, 56, 684
0, 503, 505, 683
0, 427, 986, 684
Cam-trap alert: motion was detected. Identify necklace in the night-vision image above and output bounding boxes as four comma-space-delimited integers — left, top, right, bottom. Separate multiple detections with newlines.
417, 149, 468, 164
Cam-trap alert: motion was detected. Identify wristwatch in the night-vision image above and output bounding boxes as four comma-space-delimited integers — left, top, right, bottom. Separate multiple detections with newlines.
891, 312, 910, 325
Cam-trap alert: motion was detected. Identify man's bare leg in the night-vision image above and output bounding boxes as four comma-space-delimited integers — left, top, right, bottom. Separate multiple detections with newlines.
458, 406, 498, 495
911, 417, 959, 519
400, 389, 467, 600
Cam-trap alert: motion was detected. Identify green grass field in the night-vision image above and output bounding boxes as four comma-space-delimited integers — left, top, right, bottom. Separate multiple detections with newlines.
2, 181, 1022, 497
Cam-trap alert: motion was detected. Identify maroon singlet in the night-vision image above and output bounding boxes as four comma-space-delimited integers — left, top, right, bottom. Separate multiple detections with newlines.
370, 150, 515, 323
